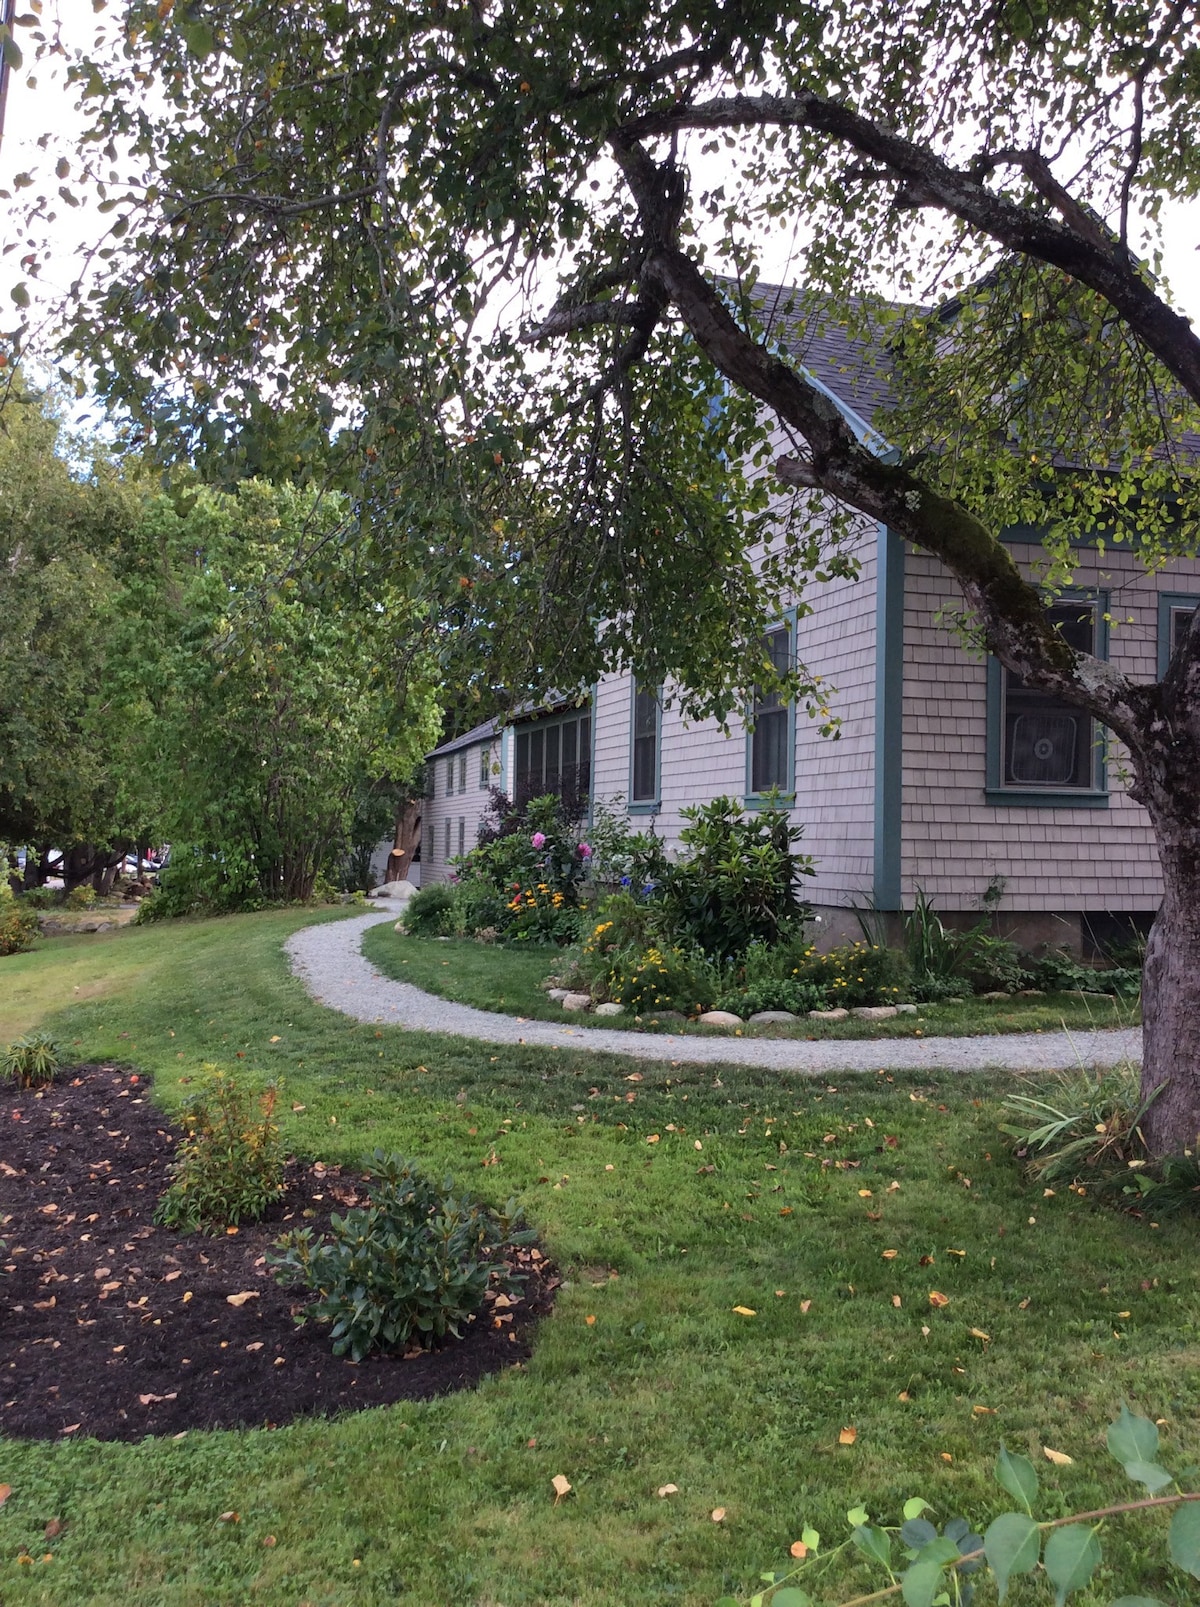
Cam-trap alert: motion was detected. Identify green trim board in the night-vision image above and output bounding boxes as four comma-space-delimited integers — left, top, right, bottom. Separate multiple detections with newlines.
627, 678, 662, 814
872, 524, 904, 910
744, 607, 798, 809
1157, 592, 1200, 678
985, 588, 1109, 806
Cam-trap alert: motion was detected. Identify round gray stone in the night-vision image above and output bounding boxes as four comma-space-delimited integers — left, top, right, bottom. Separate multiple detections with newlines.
561, 992, 593, 1012
698, 1010, 743, 1027
594, 1001, 625, 1017
748, 1010, 798, 1024
850, 1005, 898, 1020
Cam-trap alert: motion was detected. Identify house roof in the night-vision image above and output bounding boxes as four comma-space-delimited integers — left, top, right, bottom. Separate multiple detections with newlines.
425, 694, 590, 761
425, 715, 500, 761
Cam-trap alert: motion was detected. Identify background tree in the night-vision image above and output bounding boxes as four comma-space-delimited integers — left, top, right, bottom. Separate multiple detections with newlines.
14, 1, 1200, 1150
112, 478, 439, 909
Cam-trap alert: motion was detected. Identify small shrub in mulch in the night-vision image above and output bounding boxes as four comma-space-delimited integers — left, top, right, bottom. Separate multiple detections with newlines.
0, 1065, 557, 1442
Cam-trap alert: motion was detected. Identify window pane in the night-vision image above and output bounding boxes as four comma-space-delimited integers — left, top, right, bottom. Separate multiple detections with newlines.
1002, 602, 1095, 789
544, 723, 561, 793
444, 819, 451, 860
751, 706, 789, 794
561, 719, 577, 770
1172, 605, 1196, 657
480, 746, 490, 787
458, 818, 465, 856
632, 685, 659, 801
458, 752, 467, 792
444, 759, 453, 796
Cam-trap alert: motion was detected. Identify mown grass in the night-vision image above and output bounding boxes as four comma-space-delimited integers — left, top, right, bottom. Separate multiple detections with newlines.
0, 910, 1192, 1607
361, 926, 1140, 1040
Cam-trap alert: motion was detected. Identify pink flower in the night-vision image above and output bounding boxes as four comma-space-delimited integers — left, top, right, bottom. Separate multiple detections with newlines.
531, 832, 546, 848
579, 842, 593, 858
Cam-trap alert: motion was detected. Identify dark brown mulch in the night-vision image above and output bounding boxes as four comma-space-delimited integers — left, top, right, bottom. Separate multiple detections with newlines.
0, 1065, 557, 1442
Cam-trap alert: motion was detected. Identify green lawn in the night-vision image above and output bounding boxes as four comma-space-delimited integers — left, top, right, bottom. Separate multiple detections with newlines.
0, 910, 1192, 1607
361, 926, 1140, 1040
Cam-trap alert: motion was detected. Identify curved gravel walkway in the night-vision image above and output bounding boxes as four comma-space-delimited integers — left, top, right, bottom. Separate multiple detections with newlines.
286, 908, 1143, 1075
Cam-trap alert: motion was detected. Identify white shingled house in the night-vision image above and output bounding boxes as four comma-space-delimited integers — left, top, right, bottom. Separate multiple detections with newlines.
422, 302, 1200, 957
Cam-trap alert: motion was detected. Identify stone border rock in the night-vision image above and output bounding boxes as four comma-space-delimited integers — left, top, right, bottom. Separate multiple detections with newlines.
285, 909, 1143, 1075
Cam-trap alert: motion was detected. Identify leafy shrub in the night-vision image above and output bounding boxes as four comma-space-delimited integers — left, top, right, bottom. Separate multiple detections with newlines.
0, 881, 39, 957
65, 884, 97, 910
659, 795, 814, 957
584, 799, 671, 891
268, 1151, 536, 1361
404, 882, 458, 937
712, 978, 826, 1016
791, 940, 910, 1008
458, 792, 592, 941
4, 1030, 59, 1089
18, 886, 60, 910
719, 1403, 1200, 1607
156, 1067, 285, 1232
1025, 946, 1141, 1000
999, 1063, 1156, 1188
957, 932, 1026, 993
610, 944, 717, 1015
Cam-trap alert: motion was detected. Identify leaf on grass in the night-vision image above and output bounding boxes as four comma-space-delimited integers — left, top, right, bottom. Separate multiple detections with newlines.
881, 1248, 899, 1259
44, 1518, 62, 1539
218, 1510, 239, 1523
969, 1327, 991, 1342
551, 1474, 571, 1504
226, 1291, 259, 1307
732, 1305, 756, 1317
0, 1484, 10, 1507
269, 1036, 281, 1043
790, 1539, 808, 1558
1043, 1523, 1100, 1606
1107, 1403, 1159, 1466
1043, 1446, 1073, 1466
799, 1299, 812, 1314
838, 1426, 857, 1445
711, 1507, 726, 1522
928, 1291, 950, 1308
657, 1484, 678, 1498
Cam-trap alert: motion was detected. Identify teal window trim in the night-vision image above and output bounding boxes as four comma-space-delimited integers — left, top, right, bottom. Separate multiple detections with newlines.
744, 609, 797, 809
628, 678, 662, 814
985, 588, 1109, 807
872, 524, 904, 911
1157, 592, 1200, 678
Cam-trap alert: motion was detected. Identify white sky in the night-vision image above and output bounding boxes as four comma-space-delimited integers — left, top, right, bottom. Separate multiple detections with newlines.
3, 0, 1198, 370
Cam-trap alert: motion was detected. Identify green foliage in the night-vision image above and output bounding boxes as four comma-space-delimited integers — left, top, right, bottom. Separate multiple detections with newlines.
610, 943, 718, 1016
789, 940, 910, 1010
659, 797, 814, 959
1026, 948, 1142, 1000
3, 1028, 59, 1088
452, 792, 592, 943
584, 799, 672, 892
1000, 1063, 1157, 1190
726, 1406, 1197, 1606
268, 1150, 536, 1362
155, 1066, 285, 1233
64, 883, 97, 910
403, 882, 459, 938
0, 878, 39, 957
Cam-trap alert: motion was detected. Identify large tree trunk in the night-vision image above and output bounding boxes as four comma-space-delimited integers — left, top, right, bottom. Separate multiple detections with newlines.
1140, 818, 1200, 1156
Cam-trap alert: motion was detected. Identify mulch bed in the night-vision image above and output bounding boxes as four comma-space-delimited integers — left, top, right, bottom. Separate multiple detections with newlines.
0, 1065, 557, 1442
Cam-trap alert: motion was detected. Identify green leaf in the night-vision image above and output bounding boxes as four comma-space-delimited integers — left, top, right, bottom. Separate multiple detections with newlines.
10, 282, 29, 309
180, 20, 214, 59
1107, 1404, 1159, 1467
800, 1526, 820, 1552
983, 1512, 1041, 1602
902, 1561, 944, 1607
852, 1524, 893, 1569
1, 32, 23, 71
1169, 1501, 1200, 1578
995, 1444, 1039, 1514
770, 1591, 812, 1607
1122, 1459, 1174, 1494
903, 1497, 933, 1521
1043, 1524, 1101, 1606
846, 1505, 870, 1528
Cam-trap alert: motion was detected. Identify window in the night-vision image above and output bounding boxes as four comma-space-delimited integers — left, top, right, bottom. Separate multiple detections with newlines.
630, 682, 660, 809
443, 818, 451, 860
457, 751, 467, 793
444, 759, 453, 797
458, 817, 465, 857
748, 622, 794, 799
989, 596, 1107, 802
480, 745, 491, 788
1159, 593, 1199, 676
514, 707, 592, 806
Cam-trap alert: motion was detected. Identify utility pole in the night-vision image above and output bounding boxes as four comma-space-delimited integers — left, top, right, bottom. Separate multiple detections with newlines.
0, 0, 19, 150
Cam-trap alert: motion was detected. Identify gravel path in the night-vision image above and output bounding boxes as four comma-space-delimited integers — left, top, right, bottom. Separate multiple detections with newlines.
285, 908, 1143, 1075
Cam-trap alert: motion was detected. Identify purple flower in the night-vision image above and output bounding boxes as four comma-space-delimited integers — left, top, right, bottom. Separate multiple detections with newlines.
579, 842, 593, 858
531, 832, 546, 848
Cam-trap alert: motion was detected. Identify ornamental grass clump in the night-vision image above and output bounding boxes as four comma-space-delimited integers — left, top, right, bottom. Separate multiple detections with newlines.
269, 1151, 536, 1361
3, 1030, 59, 1089
156, 1066, 285, 1232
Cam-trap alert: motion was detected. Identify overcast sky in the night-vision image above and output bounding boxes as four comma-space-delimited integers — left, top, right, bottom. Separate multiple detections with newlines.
3, 0, 1198, 370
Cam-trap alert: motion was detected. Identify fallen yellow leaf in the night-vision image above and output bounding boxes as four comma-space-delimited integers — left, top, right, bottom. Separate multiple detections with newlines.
799, 1299, 812, 1314
0, 1484, 11, 1508
881, 1249, 899, 1260
551, 1474, 572, 1503
838, 1426, 857, 1445
892, 1294, 902, 1308
973, 1404, 997, 1416
898, 1391, 911, 1402
226, 1292, 259, 1307
940, 1452, 954, 1463
969, 1327, 991, 1342
929, 1290, 950, 1309
732, 1305, 757, 1317
219, 1511, 239, 1523
858, 1188, 873, 1198
790, 1540, 808, 1559
657, 1483, 679, 1498
1044, 1447, 1074, 1466
585, 1314, 596, 1326
269, 1035, 281, 1043
711, 1507, 727, 1523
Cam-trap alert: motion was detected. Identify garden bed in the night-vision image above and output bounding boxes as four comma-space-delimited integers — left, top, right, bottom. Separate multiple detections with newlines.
0, 1063, 556, 1442
362, 928, 1141, 1038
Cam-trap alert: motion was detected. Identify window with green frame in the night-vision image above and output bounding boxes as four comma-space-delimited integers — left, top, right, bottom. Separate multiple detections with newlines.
514, 707, 592, 807
747, 620, 794, 800
987, 594, 1108, 804
630, 681, 661, 810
